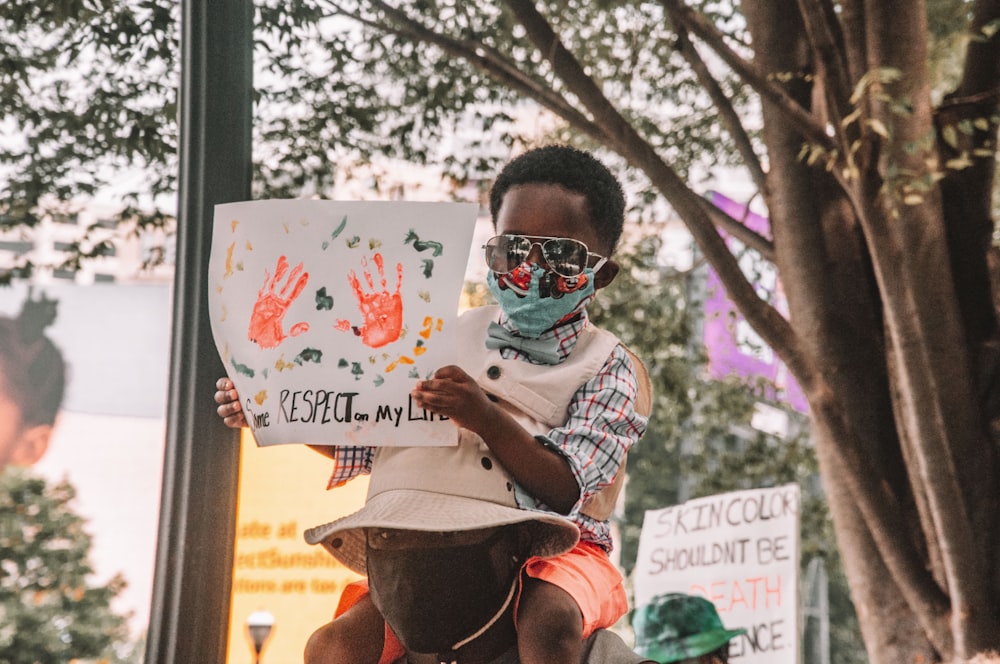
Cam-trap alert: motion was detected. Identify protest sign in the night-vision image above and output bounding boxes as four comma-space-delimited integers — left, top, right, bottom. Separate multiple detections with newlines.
633, 484, 801, 663
208, 199, 478, 447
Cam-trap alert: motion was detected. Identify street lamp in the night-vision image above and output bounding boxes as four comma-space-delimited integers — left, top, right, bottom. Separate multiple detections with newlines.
246, 610, 275, 664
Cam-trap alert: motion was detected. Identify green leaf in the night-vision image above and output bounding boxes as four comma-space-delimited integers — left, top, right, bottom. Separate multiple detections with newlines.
867, 118, 890, 138
941, 124, 959, 148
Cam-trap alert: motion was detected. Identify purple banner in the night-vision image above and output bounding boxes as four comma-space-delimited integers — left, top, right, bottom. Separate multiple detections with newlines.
703, 192, 808, 413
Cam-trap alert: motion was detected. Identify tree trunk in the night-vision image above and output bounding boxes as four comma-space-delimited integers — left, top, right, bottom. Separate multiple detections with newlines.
740, 0, 1000, 660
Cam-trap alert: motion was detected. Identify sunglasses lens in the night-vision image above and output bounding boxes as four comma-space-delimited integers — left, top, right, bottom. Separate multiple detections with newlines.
542, 239, 588, 276
485, 236, 530, 273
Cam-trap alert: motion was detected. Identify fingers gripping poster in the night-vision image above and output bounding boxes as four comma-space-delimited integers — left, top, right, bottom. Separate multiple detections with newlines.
208, 200, 478, 447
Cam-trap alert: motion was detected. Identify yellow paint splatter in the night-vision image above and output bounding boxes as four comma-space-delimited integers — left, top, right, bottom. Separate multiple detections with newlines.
274, 356, 296, 371
254, 390, 267, 405
419, 316, 443, 339
224, 241, 235, 277
230, 219, 239, 232
245, 241, 253, 251
282, 222, 290, 233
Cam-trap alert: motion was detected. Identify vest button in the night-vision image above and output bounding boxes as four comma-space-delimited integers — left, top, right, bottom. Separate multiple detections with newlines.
481, 457, 493, 470
487, 365, 501, 379
486, 393, 498, 402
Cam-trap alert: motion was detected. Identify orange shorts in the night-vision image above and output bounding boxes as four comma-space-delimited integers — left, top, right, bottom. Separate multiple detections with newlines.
521, 540, 628, 638
335, 540, 626, 663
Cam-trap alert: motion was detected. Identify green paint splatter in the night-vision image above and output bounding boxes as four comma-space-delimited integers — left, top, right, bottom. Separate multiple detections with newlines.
421, 259, 434, 278
409, 368, 420, 379
351, 362, 363, 380
231, 357, 255, 378
404, 229, 444, 256
321, 216, 348, 250
315, 286, 334, 310
373, 375, 384, 387
332, 215, 347, 237
294, 348, 323, 365
346, 236, 361, 248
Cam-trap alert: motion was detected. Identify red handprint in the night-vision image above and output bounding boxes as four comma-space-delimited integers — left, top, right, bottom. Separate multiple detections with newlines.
248, 255, 310, 349
337, 252, 403, 349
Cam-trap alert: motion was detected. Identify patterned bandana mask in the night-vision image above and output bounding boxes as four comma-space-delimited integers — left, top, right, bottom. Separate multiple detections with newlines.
487, 263, 596, 338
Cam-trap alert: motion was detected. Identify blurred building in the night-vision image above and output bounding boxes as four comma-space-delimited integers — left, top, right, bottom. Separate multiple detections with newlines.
0, 204, 175, 285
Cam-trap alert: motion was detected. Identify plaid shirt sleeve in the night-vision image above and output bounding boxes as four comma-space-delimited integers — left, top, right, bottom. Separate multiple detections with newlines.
538, 344, 648, 512
326, 445, 375, 489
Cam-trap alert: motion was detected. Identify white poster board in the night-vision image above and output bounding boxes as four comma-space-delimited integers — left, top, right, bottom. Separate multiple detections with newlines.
633, 484, 801, 663
208, 199, 478, 447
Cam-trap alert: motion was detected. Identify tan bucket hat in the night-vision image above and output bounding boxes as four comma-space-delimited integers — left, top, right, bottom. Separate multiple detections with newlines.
304, 434, 580, 574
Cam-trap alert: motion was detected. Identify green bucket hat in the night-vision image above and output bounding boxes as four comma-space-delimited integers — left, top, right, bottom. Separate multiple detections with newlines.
632, 593, 746, 663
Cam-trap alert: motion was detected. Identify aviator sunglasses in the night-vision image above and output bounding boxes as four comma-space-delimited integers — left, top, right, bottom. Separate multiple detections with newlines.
483, 235, 608, 278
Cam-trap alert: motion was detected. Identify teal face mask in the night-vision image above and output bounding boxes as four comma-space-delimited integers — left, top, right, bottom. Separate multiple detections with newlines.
487, 263, 596, 338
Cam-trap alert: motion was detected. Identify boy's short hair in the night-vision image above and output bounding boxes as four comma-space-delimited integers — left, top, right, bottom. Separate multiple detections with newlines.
489, 145, 626, 253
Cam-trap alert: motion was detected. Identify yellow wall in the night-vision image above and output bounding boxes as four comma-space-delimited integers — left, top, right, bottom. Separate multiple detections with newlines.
226, 433, 368, 664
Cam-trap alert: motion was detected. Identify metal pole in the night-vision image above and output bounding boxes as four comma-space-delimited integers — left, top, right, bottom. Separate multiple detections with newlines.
144, 1, 253, 662
802, 556, 831, 664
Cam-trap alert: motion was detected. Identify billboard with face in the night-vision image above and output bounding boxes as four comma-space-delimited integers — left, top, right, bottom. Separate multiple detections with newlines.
0, 282, 172, 654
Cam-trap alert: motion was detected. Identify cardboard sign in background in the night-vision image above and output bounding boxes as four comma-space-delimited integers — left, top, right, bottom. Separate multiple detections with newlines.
633, 484, 801, 663
209, 200, 478, 447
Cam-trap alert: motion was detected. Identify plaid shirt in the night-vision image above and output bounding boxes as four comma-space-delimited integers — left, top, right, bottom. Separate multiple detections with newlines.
325, 310, 648, 552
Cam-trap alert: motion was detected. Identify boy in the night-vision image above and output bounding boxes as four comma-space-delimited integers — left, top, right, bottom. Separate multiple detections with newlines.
216, 144, 650, 663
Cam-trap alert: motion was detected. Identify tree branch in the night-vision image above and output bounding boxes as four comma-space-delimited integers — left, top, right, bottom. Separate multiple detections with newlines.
499, 0, 639, 155
837, 0, 868, 84
340, 0, 615, 146
955, 0, 1000, 102
794, 0, 854, 146
659, 0, 836, 152
699, 195, 775, 261
668, 19, 768, 194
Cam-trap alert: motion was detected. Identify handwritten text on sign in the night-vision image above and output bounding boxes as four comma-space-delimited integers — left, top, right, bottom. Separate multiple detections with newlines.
633, 484, 800, 664
208, 200, 478, 447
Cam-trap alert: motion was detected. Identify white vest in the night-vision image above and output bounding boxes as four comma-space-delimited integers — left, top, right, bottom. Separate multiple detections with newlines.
372, 306, 651, 523
456, 306, 650, 521
456, 305, 622, 430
